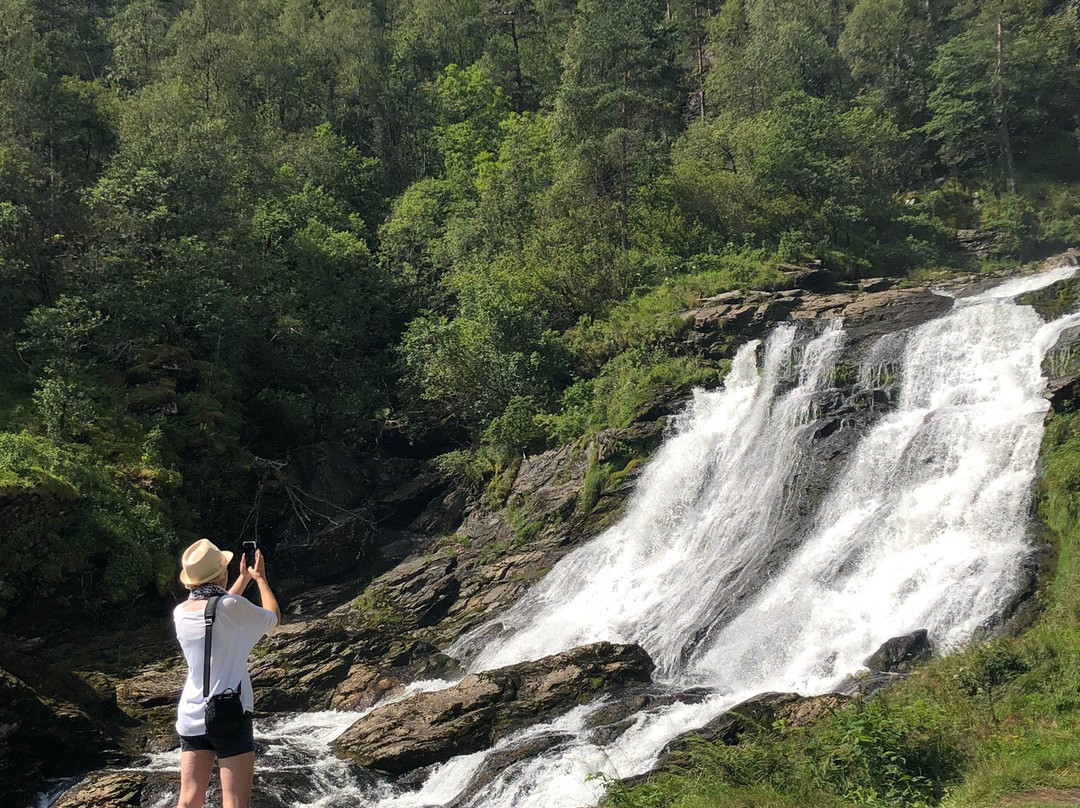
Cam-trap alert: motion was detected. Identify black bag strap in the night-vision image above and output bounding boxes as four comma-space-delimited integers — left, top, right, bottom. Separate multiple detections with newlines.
202, 595, 221, 699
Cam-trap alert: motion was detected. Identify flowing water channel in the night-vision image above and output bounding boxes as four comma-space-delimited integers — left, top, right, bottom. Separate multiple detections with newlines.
83, 267, 1080, 808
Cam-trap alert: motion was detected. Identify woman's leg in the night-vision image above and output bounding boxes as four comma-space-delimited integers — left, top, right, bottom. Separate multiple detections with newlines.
176, 750, 216, 808
219, 751, 255, 808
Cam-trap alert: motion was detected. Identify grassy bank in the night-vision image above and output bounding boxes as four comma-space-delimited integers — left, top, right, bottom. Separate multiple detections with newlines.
605, 407, 1080, 808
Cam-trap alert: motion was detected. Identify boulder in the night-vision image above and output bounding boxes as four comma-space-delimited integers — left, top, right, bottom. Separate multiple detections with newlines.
863, 629, 933, 673
51, 771, 150, 808
656, 691, 849, 770
249, 617, 382, 712
0, 667, 118, 808
776, 262, 832, 291
331, 642, 654, 775
330, 663, 406, 711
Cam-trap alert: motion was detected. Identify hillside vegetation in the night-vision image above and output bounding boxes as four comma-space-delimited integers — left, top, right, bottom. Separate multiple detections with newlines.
1, 0, 1078, 624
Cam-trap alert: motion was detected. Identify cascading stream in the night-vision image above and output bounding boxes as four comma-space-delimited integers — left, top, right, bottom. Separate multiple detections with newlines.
53, 268, 1080, 808
453, 319, 847, 679
395, 266, 1080, 808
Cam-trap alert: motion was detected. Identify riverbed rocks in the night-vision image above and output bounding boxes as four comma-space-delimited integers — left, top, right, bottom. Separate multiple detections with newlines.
331, 642, 654, 774
51, 771, 151, 808
656, 691, 850, 771
863, 629, 934, 673
50, 768, 311, 808
685, 282, 954, 364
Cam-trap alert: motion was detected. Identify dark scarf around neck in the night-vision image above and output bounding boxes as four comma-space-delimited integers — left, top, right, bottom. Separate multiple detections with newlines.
188, 584, 228, 600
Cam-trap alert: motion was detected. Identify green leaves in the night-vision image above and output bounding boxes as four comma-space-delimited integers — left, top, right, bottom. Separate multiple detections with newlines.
812, 699, 959, 807
925, 8, 1080, 181
0, 431, 178, 616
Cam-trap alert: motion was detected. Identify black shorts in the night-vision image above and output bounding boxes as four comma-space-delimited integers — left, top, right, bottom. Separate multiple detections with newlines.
178, 712, 255, 759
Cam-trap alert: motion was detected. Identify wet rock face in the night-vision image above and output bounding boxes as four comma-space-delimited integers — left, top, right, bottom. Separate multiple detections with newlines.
330, 642, 654, 775
863, 629, 934, 673
0, 661, 124, 808
685, 283, 954, 365
833, 629, 937, 695
1043, 324, 1080, 411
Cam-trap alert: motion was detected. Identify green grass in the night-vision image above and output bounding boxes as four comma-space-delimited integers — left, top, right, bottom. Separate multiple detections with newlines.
350, 584, 405, 628
567, 249, 785, 371
542, 349, 726, 445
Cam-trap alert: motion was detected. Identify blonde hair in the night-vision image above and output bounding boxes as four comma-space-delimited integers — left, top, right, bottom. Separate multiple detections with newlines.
184, 569, 228, 590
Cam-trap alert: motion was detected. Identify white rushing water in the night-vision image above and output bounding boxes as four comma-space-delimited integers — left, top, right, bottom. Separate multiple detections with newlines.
45, 268, 1080, 808
404, 266, 1080, 808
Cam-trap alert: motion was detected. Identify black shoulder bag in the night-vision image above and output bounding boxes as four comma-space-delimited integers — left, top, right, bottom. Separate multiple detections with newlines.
203, 596, 247, 739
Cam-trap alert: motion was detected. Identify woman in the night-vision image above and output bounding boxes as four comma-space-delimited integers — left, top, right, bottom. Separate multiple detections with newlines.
174, 538, 280, 808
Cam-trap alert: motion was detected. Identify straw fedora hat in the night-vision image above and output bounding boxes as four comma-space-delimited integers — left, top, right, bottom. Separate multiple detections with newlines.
179, 539, 233, 586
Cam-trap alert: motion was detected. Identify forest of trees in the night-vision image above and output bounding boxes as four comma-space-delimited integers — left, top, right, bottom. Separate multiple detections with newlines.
1, 0, 1079, 619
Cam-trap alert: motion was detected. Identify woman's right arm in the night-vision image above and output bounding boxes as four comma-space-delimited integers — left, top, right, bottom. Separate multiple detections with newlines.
249, 550, 281, 625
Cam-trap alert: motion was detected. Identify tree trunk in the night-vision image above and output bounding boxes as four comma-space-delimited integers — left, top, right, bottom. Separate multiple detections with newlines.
694, 1, 706, 120
619, 131, 629, 251
995, 16, 1017, 194
509, 20, 525, 113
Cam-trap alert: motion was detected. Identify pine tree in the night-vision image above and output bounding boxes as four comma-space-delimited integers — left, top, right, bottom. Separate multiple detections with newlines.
555, 0, 680, 250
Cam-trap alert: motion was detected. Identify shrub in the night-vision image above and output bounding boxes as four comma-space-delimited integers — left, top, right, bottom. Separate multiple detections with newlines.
809, 698, 961, 807
541, 348, 724, 444
0, 431, 179, 616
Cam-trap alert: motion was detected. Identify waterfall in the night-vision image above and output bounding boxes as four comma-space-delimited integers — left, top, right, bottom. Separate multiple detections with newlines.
388, 266, 1080, 808
51, 268, 1080, 808
453, 320, 847, 679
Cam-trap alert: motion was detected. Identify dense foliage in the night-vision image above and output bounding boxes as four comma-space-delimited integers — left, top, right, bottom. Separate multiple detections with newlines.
1, 0, 1079, 617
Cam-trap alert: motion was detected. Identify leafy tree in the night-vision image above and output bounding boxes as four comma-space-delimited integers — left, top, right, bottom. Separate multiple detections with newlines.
399, 263, 566, 436
706, 0, 846, 118
473, 111, 556, 255
378, 178, 456, 309
434, 62, 509, 193
556, 0, 681, 251
840, 0, 935, 122
925, 3, 1080, 186
107, 0, 171, 91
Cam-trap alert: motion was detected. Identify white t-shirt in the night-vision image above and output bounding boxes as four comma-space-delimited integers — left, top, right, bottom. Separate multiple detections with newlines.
173, 594, 278, 737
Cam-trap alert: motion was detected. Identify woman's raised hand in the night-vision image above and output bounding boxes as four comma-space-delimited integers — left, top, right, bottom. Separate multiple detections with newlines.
249, 549, 267, 581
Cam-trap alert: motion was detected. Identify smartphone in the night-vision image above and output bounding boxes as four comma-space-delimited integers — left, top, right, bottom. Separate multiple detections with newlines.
243, 540, 257, 568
